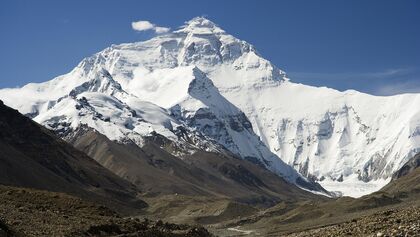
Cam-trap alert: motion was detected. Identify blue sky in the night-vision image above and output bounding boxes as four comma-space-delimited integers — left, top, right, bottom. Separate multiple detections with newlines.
1, 0, 419, 95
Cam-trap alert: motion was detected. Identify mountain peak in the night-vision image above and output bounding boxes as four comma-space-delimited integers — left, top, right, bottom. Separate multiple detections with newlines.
69, 68, 124, 98
176, 17, 225, 34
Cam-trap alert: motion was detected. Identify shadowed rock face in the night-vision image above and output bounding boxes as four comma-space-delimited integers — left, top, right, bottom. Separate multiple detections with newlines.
0, 100, 146, 213
381, 152, 420, 196
392, 153, 420, 179
0, 218, 14, 237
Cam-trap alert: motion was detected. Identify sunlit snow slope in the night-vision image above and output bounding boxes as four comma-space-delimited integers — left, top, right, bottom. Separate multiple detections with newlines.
1, 17, 420, 197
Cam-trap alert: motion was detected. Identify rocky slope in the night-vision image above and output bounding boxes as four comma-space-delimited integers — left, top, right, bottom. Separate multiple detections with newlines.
67, 126, 324, 206
0, 185, 212, 237
210, 152, 420, 236
1, 17, 420, 196
0, 100, 146, 213
284, 152, 420, 237
287, 206, 420, 237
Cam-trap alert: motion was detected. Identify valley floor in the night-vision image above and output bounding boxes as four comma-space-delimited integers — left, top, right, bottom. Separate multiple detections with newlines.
135, 191, 420, 237
1, 184, 419, 237
207, 203, 420, 237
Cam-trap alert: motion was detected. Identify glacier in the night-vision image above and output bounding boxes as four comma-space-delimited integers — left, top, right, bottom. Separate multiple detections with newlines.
1, 17, 420, 197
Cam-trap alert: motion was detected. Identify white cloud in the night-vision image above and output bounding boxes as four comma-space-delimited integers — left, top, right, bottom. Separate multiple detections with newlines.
131, 20, 170, 34
131, 20, 155, 31
154, 26, 170, 34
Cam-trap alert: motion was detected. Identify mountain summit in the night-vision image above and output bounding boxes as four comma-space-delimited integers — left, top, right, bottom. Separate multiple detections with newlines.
176, 17, 225, 34
1, 17, 419, 197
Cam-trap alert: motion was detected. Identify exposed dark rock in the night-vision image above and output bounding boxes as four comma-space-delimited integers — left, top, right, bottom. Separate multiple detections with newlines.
0, 101, 146, 214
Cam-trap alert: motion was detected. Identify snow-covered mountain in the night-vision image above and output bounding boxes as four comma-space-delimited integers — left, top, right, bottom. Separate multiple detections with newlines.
1, 17, 419, 197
